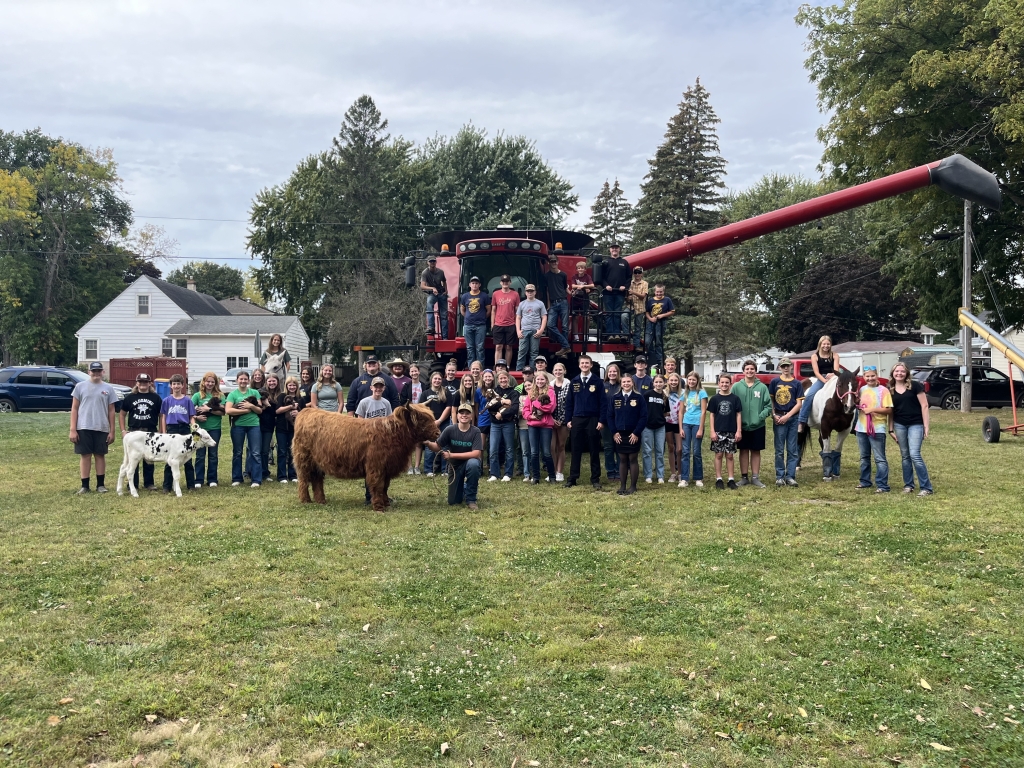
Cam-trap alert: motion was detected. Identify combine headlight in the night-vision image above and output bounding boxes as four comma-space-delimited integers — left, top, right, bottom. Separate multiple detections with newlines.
507, 241, 518, 248
459, 245, 467, 253
479, 242, 490, 249
532, 243, 541, 250
468, 243, 477, 250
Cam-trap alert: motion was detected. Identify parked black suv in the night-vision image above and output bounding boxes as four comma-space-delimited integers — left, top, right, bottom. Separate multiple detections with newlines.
913, 366, 1024, 410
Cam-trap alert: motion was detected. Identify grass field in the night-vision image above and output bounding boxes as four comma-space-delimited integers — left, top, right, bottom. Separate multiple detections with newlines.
1, 411, 1022, 767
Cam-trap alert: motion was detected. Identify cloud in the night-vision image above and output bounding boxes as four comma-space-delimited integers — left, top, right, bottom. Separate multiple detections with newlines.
1, 0, 824, 262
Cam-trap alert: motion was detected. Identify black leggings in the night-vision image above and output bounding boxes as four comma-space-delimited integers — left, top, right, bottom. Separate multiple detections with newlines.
618, 453, 639, 491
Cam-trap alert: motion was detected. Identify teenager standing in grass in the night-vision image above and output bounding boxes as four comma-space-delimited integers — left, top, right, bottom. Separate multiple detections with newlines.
401, 365, 425, 474
565, 354, 606, 490
487, 370, 519, 482
120, 372, 163, 492
855, 366, 892, 493
257, 374, 281, 483
419, 371, 452, 477
311, 365, 343, 413
769, 358, 803, 487
550, 362, 571, 482
708, 373, 742, 490
732, 360, 771, 488
159, 374, 197, 493
601, 362, 623, 481
678, 371, 707, 488
665, 372, 682, 483
192, 371, 224, 488
297, 367, 315, 407
70, 361, 119, 495
274, 376, 303, 482
523, 371, 556, 483
887, 362, 933, 496
606, 373, 647, 495
642, 374, 670, 484
225, 371, 263, 487
355, 377, 394, 505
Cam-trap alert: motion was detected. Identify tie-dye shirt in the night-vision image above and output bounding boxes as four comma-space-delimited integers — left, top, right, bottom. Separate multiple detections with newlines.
855, 385, 892, 434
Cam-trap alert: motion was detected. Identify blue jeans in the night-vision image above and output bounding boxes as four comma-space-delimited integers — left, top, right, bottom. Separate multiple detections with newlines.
642, 425, 666, 480
426, 292, 449, 338
465, 323, 487, 365
194, 427, 221, 485
449, 458, 482, 505
630, 312, 644, 347
645, 319, 667, 368
602, 424, 619, 478
260, 428, 274, 480
489, 421, 516, 478
893, 423, 932, 492
528, 425, 554, 480
231, 424, 262, 484
857, 432, 889, 491
799, 379, 825, 424
680, 423, 704, 481
547, 300, 569, 348
518, 426, 531, 476
276, 427, 296, 480
162, 423, 196, 491
424, 445, 446, 475
516, 330, 540, 370
773, 419, 799, 480
603, 293, 624, 335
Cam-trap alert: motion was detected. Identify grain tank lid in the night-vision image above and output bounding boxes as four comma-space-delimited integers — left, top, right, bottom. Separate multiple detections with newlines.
424, 229, 595, 253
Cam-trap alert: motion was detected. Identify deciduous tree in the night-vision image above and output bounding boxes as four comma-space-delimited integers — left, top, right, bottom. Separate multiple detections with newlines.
166, 261, 245, 300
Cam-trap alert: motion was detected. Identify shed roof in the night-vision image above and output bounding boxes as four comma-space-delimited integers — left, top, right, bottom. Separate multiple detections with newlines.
164, 316, 300, 336
219, 296, 278, 315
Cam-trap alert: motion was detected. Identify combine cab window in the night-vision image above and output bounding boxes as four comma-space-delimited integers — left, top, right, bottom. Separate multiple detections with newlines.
459, 254, 545, 303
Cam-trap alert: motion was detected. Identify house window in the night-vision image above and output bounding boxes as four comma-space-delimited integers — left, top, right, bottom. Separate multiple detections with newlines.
84, 340, 98, 360
137, 294, 150, 315
162, 338, 173, 357
175, 339, 188, 358
226, 356, 249, 370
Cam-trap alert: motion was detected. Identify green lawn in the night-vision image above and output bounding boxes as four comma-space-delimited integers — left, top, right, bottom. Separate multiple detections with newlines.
1, 411, 1022, 767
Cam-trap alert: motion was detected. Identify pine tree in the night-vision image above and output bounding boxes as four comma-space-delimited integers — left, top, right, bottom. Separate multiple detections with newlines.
633, 78, 727, 367
586, 179, 635, 252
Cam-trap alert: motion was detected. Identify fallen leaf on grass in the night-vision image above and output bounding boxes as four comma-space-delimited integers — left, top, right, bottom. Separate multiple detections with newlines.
765, 635, 777, 642
362, 624, 370, 632
59, 697, 74, 705
727, 548, 733, 554
1004, 717, 1021, 725
798, 708, 808, 718
963, 685, 973, 691
688, 671, 696, 680
131, 756, 144, 767
715, 731, 731, 739
919, 678, 932, 691
915, 714, 926, 723
878, 724, 888, 732
190, 723, 200, 735
465, 709, 478, 716
930, 742, 953, 752
972, 706, 985, 717
144, 714, 157, 723
440, 742, 450, 755
46, 716, 61, 726
528, 762, 541, 767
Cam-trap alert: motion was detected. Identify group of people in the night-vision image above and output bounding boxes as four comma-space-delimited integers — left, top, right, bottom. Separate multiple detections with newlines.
419, 243, 677, 370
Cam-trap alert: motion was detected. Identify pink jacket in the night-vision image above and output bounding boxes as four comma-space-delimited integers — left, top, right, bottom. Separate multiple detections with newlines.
522, 387, 556, 428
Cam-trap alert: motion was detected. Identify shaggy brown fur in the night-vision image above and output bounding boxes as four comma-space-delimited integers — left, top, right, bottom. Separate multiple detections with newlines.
292, 404, 441, 511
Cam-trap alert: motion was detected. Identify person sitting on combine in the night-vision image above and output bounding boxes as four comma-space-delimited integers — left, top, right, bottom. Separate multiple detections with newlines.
420, 253, 449, 339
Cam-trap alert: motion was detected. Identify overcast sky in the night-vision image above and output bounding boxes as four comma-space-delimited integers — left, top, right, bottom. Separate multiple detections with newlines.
2, 0, 825, 267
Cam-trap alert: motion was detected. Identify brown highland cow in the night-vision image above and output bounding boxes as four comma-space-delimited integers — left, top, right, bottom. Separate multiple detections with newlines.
292, 404, 441, 511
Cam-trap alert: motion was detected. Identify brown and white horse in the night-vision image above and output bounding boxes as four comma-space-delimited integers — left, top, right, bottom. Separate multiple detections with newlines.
797, 368, 860, 481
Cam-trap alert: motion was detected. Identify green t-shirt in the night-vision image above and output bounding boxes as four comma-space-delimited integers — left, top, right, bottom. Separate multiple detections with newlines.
226, 388, 261, 427
192, 391, 223, 431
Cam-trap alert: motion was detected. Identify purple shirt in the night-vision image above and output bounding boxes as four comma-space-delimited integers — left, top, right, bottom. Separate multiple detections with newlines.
160, 395, 196, 426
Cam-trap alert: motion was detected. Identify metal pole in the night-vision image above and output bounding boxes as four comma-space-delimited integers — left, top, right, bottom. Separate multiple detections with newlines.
961, 200, 973, 412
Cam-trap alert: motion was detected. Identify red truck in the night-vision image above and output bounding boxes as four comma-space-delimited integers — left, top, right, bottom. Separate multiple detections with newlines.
729, 360, 887, 389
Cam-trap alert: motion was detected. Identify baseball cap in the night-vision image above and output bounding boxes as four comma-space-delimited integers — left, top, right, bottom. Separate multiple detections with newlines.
500, 274, 511, 282
365, 355, 379, 364
779, 357, 793, 367
549, 254, 559, 262
427, 254, 437, 262
371, 376, 385, 386
633, 266, 643, 273
89, 362, 104, 371
470, 275, 481, 283
136, 372, 152, 382
634, 355, 647, 364
495, 359, 508, 368
457, 402, 474, 413
521, 365, 534, 374
524, 284, 536, 292
534, 355, 547, 363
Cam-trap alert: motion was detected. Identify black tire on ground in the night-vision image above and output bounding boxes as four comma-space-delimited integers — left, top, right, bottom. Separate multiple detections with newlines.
982, 416, 1001, 443
0, 398, 16, 413
940, 391, 961, 410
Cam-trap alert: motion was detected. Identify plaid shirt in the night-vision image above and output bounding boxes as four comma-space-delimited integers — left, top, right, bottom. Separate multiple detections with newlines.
627, 278, 649, 314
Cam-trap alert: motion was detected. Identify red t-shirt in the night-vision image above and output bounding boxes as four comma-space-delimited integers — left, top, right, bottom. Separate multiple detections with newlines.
492, 289, 521, 327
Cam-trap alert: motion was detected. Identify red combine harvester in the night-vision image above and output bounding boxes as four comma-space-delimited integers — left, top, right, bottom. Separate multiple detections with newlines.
407, 155, 1000, 374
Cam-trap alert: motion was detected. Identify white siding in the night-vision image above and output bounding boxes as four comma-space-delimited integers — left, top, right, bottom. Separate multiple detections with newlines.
990, 328, 1024, 377
180, 321, 311, 381
75, 276, 190, 370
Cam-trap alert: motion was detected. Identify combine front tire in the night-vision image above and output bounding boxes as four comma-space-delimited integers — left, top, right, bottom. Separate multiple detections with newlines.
982, 416, 1001, 443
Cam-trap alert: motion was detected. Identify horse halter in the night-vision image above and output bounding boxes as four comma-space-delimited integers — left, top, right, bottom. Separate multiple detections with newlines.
838, 379, 858, 413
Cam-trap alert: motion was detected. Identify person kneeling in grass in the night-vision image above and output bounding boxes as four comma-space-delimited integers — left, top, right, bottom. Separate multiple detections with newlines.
424, 403, 483, 510
708, 373, 742, 490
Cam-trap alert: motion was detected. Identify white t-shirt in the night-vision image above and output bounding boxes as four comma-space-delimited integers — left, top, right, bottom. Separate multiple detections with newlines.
71, 380, 118, 431
517, 298, 547, 332
356, 396, 393, 420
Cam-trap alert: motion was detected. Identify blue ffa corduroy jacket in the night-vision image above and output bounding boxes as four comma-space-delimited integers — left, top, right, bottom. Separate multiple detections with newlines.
565, 373, 606, 419
604, 389, 648, 436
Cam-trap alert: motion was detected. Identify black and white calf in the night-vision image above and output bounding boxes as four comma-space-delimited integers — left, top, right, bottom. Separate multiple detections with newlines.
117, 427, 217, 497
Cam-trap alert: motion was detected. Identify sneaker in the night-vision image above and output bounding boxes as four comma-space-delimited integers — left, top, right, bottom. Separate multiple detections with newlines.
414, 467, 421, 475
875, 487, 889, 494
209, 482, 218, 488
856, 484, 872, 490
280, 479, 289, 484
467, 503, 478, 511
251, 482, 260, 488
488, 476, 498, 483
194, 483, 202, 489
502, 475, 512, 482
727, 479, 738, 490
76, 487, 90, 495
785, 478, 798, 487
751, 476, 767, 489
902, 486, 914, 494
523, 475, 530, 482
617, 488, 627, 496
407, 468, 415, 475
917, 489, 933, 497
592, 482, 602, 490
555, 472, 564, 482
96, 486, 108, 494
291, 479, 299, 483
679, 479, 688, 488
715, 479, 725, 490
426, 473, 434, 478
564, 480, 577, 488
669, 473, 678, 483
695, 480, 704, 488
776, 478, 785, 487
736, 477, 749, 487
530, 478, 539, 484
658, 478, 665, 484
645, 478, 652, 484
232, 482, 241, 487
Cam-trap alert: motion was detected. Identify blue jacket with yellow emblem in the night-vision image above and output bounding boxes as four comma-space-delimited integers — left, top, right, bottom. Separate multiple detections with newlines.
565, 373, 606, 420
604, 388, 648, 437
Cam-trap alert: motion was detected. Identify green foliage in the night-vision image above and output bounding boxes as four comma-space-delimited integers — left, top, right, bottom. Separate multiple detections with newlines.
585, 179, 635, 253
0, 129, 142, 364
165, 261, 245, 300
798, 0, 1024, 329
248, 97, 577, 352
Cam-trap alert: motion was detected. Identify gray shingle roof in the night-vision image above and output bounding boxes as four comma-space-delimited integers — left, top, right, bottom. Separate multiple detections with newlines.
149, 278, 231, 316
164, 316, 300, 335
219, 296, 278, 315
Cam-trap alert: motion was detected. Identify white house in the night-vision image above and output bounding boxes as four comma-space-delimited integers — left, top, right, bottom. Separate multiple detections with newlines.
75, 276, 310, 378
990, 326, 1024, 377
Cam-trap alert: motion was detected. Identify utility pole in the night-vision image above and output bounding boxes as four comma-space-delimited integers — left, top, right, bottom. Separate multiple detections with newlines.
961, 200, 973, 412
